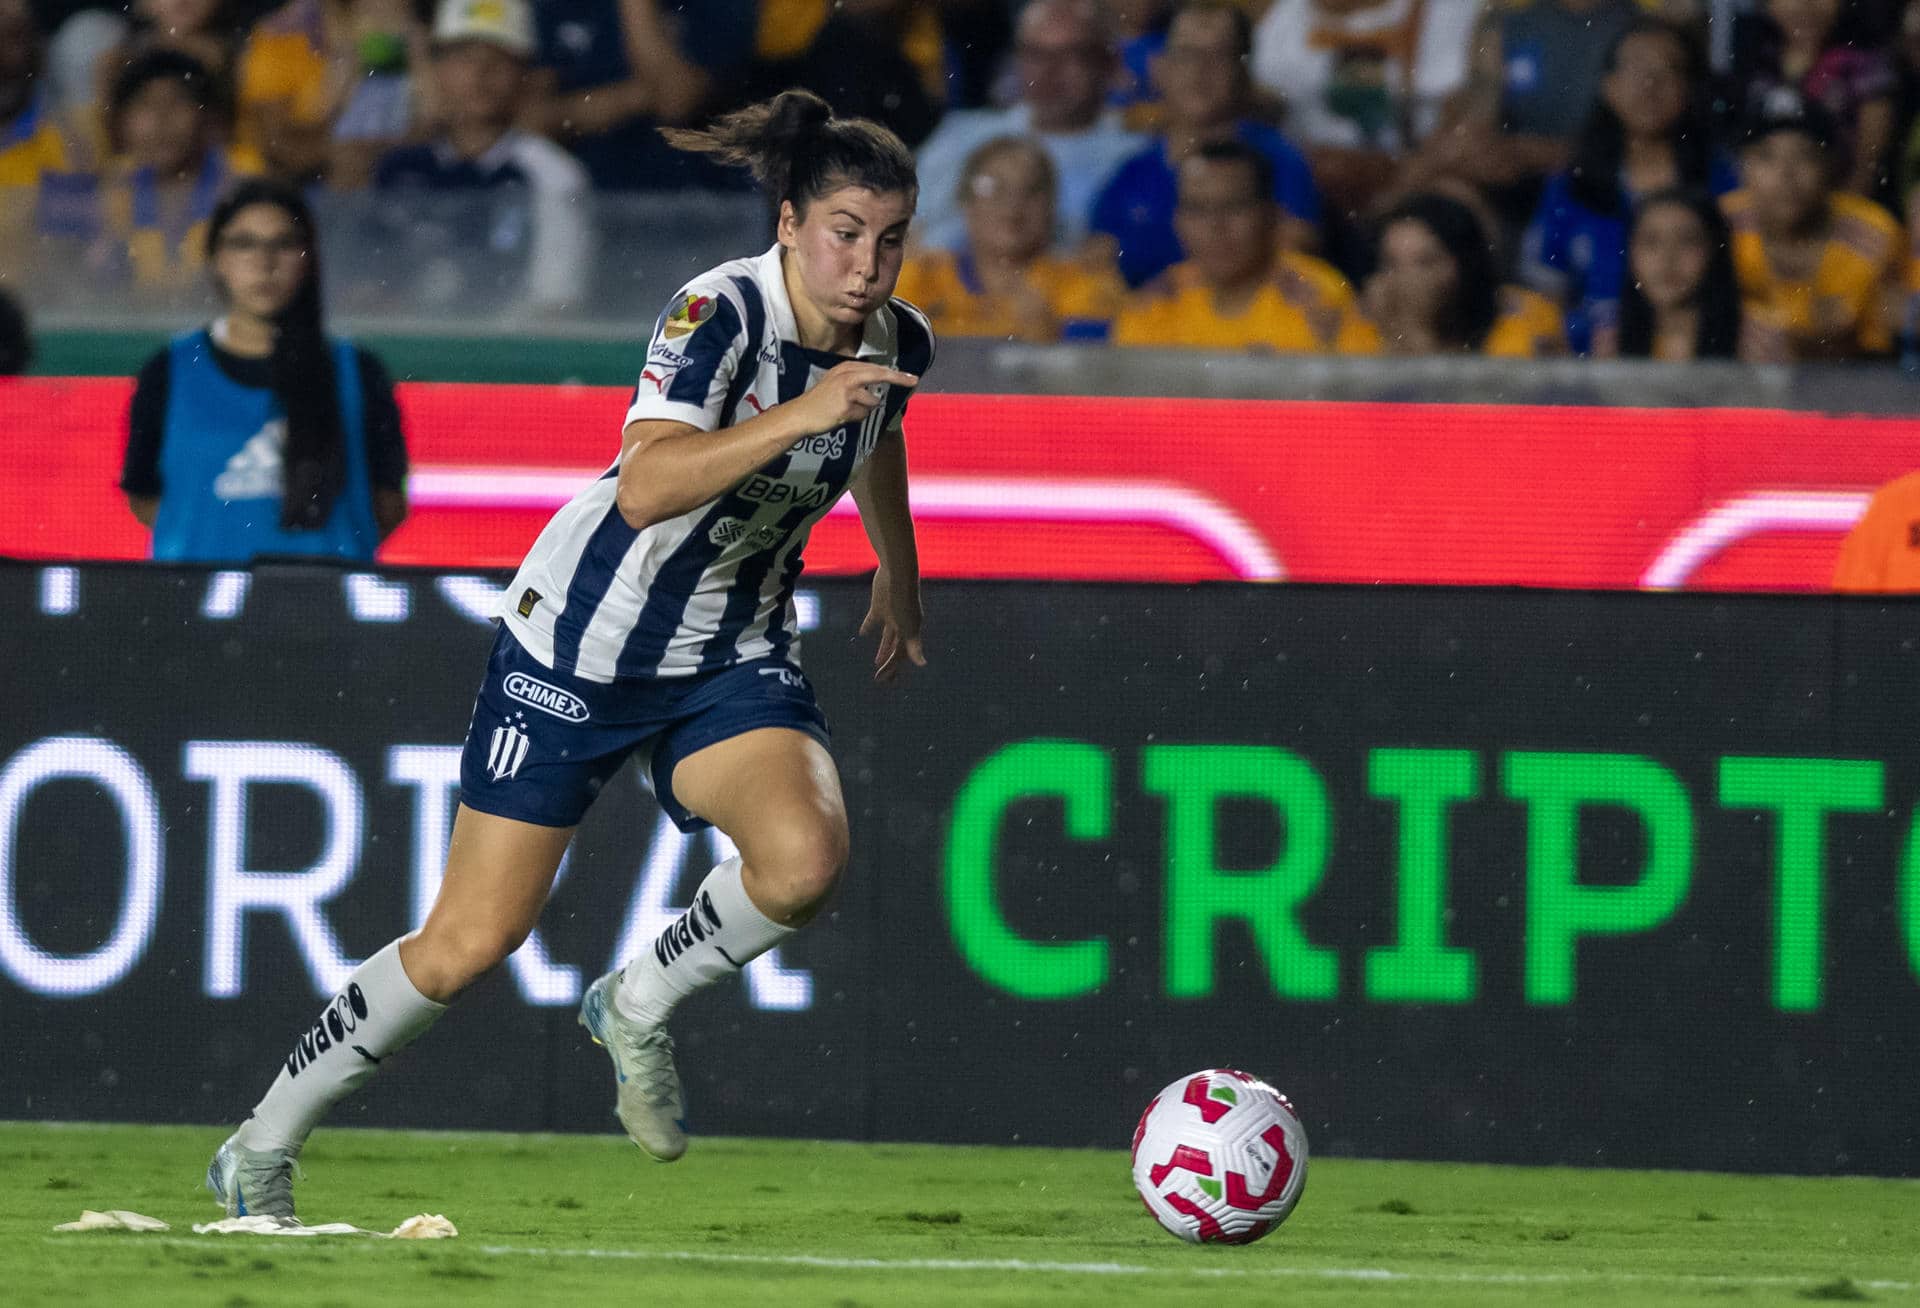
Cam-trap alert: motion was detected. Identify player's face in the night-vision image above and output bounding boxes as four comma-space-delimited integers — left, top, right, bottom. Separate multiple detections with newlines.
1376, 218, 1460, 321
212, 203, 310, 321
1630, 201, 1713, 312
783, 185, 915, 330
962, 148, 1054, 262
1174, 158, 1276, 288
1602, 30, 1689, 141
120, 78, 210, 176
138, 0, 225, 35
1155, 9, 1245, 127
433, 41, 526, 128
1742, 131, 1828, 232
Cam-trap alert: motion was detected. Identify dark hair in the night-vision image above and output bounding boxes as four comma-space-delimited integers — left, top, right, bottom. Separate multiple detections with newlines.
1615, 187, 1742, 360
0, 286, 31, 376
1375, 192, 1502, 350
1567, 19, 1714, 216
1169, 0, 1254, 59
1184, 137, 1275, 201
204, 179, 346, 531
107, 48, 229, 156
130, 0, 240, 38
660, 89, 916, 215
1741, 86, 1838, 153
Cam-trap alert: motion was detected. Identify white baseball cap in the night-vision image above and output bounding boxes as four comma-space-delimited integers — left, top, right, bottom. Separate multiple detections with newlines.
433, 0, 535, 58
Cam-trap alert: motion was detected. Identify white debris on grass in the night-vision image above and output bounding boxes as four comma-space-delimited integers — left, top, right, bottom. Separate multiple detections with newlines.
192, 1213, 458, 1239
53, 1210, 170, 1232
55, 1210, 456, 1239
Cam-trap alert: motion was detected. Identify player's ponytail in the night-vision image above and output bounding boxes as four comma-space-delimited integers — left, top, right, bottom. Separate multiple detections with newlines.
206, 179, 346, 532
662, 89, 917, 215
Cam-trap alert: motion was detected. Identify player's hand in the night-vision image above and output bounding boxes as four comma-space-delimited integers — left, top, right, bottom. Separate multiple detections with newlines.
783, 362, 917, 436
859, 566, 926, 685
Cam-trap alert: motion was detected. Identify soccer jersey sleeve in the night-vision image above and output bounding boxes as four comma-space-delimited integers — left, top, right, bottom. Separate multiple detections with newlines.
624, 281, 750, 432
884, 297, 937, 435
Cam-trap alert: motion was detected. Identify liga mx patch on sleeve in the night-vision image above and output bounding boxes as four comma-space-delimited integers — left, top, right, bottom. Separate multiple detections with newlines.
662, 291, 718, 341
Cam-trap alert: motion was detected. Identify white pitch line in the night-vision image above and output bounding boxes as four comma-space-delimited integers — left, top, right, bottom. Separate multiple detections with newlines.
469, 1244, 1920, 1293
73, 1235, 1920, 1295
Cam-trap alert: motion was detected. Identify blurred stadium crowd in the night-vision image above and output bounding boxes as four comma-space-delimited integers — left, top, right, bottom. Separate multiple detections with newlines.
3, 0, 1920, 362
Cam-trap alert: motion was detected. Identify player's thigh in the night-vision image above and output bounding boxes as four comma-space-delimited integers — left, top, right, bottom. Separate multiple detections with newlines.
671, 727, 850, 883
407, 805, 575, 992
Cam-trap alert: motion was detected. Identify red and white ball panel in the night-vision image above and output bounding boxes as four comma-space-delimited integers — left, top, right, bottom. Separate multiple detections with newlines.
1130, 1068, 1308, 1245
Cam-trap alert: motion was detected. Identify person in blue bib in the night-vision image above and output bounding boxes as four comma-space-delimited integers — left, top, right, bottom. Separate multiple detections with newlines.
120, 178, 408, 563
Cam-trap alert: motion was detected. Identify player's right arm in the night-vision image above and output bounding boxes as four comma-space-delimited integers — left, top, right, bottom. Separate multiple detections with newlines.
616, 365, 916, 530
614, 280, 915, 530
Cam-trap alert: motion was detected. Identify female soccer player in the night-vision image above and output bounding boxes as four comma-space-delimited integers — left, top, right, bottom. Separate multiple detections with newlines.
208, 88, 932, 1221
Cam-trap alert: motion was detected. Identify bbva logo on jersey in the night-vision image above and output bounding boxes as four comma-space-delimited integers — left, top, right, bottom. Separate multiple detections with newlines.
503, 671, 591, 722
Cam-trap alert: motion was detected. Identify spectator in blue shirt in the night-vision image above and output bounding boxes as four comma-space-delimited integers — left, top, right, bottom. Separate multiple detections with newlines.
1521, 18, 1733, 353
1089, 0, 1320, 288
526, 0, 757, 191
369, 0, 591, 313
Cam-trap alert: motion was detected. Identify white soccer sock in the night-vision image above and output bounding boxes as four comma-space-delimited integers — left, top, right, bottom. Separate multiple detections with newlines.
615, 856, 796, 1027
234, 940, 447, 1153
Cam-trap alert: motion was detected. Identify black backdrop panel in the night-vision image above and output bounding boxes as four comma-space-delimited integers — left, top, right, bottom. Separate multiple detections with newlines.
2, 564, 1916, 1175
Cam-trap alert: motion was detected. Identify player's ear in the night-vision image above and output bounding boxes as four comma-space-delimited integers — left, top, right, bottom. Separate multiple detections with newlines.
776, 199, 801, 250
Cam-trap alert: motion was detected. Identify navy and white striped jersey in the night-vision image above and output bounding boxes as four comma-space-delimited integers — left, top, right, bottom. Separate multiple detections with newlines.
497, 245, 935, 683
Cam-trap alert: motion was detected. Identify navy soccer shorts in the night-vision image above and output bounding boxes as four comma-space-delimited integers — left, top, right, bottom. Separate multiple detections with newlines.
458, 625, 831, 831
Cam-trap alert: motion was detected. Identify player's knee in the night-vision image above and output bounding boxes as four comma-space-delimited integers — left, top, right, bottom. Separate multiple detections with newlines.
407, 920, 528, 998
748, 820, 847, 922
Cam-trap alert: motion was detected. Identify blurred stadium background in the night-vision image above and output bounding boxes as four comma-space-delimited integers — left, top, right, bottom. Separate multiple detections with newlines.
5, 0, 1920, 1300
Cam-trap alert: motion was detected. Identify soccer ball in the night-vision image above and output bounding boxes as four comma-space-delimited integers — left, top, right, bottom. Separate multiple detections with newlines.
1130, 1068, 1308, 1245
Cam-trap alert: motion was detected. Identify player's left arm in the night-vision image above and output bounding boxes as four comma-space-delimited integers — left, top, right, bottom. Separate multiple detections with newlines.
851, 427, 926, 684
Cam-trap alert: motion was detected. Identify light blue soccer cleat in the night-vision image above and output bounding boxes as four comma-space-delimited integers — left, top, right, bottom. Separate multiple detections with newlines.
206, 1133, 300, 1222
579, 970, 688, 1161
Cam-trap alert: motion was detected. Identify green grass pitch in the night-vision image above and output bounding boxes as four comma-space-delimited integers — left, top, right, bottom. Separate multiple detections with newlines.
7, 1123, 1917, 1306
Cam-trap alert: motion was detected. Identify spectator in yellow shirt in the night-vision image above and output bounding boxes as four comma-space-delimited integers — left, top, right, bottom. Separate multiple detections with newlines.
39, 50, 250, 298
1113, 139, 1377, 352
1722, 90, 1902, 360
1, 0, 76, 288
234, 0, 334, 178
894, 136, 1127, 343
2, 0, 75, 187
1363, 191, 1568, 357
